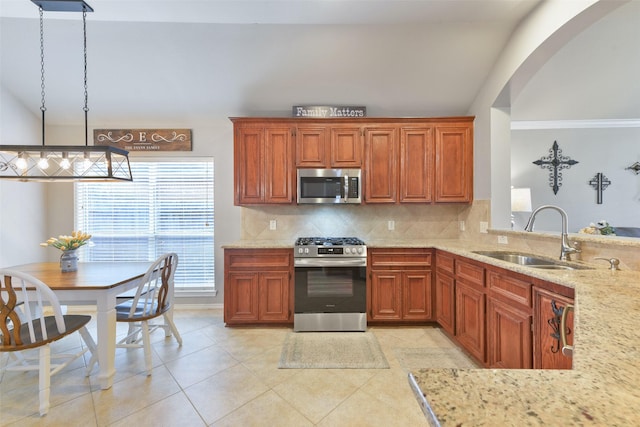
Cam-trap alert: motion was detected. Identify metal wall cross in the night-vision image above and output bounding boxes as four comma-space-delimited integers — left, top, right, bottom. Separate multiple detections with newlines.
533, 141, 579, 195
588, 172, 611, 204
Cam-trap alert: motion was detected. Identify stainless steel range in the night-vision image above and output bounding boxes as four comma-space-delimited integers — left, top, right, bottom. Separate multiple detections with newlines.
293, 237, 367, 332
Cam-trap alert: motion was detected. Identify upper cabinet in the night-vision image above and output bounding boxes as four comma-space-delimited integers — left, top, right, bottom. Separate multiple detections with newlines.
399, 126, 434, 203
231, 117, 473, 206
233, 121, 294, 205
434, 125, 473, 202
296, 124, 363, 168
364, 119, 473, 204
364, 126, 398, 203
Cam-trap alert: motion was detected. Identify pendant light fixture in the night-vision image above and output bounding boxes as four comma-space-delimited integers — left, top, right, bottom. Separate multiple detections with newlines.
0, 0, 132, 182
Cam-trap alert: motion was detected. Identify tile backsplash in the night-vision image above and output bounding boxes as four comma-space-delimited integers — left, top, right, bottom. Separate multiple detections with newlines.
241, 201, 487, 242
240, 199, 640, 271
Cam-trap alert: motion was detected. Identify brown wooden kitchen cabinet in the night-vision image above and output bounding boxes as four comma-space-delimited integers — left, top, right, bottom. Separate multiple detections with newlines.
368, 248, 433, 322
233, 122, 294, 205
533, 285, 574, 369
454, 258, 486, 364
486, 269, 533, 369
232, 117, 473, 205
364, 121, 473, 204
224, 248, 293, 324
296, 125, 362, 168
399, 126, 434, 202
364, 127, 398, 203
434, 125, 473, 202
435, 251, 456, 335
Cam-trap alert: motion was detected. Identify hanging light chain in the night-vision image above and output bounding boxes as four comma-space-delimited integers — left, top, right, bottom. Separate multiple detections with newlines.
83, 6, 89, 146
39, 6, 46, 146
39, 7, 46, 112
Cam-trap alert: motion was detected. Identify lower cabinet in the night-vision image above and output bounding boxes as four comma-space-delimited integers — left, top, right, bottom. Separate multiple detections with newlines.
486, 270, 533, 369
533, 286, 574, 369
435, 269, 455, 335
455, 279, 486, 363
224, 248, 292, 324
486, 298, 532, 369
368, 248, 433, 322
434, 250, 572, 370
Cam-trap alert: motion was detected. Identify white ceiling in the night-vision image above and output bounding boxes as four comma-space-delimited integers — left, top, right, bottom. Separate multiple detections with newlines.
0, 0, 637, 126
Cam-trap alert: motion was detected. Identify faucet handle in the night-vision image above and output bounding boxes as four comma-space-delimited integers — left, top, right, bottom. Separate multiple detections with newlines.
594, 257, 620, 270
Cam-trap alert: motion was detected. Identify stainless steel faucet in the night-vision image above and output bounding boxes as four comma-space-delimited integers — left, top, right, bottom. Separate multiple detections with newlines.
524, 205, 581, 261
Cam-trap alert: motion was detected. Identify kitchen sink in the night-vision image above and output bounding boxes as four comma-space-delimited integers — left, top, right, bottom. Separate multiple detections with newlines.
471, 251, 592, 270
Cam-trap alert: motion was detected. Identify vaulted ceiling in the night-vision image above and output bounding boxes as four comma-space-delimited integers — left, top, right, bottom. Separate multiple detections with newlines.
0, 0, 637, 126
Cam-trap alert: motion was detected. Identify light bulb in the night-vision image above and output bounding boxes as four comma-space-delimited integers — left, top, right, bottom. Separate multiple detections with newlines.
83, 152, 92, 169
38, 153, 49, 169
15, 153, 27, 170
60, 153, 71, 170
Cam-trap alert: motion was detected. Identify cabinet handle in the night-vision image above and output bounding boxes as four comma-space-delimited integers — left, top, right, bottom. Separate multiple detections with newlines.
560, 304, 574, 357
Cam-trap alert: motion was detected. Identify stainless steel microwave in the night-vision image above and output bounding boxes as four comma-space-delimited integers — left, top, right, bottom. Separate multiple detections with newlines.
297, 168, 362, 204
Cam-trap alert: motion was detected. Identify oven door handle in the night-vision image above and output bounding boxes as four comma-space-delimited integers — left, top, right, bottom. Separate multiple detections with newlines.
294, 258, 367, 268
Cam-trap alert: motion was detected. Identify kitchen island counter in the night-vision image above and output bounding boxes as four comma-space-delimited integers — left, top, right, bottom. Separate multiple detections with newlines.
403, 241, 640, 426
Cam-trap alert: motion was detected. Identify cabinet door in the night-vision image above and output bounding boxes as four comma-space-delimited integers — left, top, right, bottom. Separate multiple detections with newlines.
364, 127, 398, 203
533, 288, 574, 369
330, 126, 362, 167
235, 127, 264, 205
435, 270, 455, 335
370, 271, 402, 320
487, 298, 532, 369
402, 270, 433, 320
400, 127, 433, 203
259, 271, 291, 322
296, 126, 328, 167
225, 272, 259, 323
434, 125, 473, 202
455, 280, 486, 363
264, 127, 294, 203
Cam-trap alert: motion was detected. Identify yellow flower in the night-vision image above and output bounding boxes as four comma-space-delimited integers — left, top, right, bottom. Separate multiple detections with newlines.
41, 230, 92, 252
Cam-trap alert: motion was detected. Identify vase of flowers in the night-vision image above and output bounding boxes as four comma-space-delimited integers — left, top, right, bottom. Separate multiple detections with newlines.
40, 231, 92, 272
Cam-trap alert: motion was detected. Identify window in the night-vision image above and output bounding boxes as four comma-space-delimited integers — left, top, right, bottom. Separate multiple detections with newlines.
75, 159, 215, 292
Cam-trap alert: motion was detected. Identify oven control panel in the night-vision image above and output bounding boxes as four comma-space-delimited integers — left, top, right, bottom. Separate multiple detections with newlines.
295, 245, 366, 257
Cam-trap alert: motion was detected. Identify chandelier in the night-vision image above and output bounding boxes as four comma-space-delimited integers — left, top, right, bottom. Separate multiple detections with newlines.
0, 0, 132, 182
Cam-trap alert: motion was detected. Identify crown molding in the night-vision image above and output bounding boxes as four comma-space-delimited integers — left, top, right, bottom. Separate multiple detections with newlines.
511, 119, 640, 130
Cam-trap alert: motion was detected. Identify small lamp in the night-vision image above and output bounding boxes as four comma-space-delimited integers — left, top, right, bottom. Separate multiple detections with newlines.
511, 187, 532, 229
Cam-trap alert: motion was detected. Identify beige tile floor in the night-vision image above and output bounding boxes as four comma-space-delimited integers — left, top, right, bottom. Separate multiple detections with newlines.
1, 308, 475, 426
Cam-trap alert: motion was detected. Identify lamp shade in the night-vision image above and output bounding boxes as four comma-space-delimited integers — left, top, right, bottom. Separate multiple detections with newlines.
511, 187, 532, 212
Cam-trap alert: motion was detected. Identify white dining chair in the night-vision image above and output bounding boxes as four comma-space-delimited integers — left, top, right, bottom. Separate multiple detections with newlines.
0, 269, 97, 416
113, 253, 182, 375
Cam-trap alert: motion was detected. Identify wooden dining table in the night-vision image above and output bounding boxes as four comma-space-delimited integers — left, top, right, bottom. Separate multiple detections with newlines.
4, 261, 152, 389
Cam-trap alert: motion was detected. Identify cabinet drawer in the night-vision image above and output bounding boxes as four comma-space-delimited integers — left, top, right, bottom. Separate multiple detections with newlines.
225, 249, 292, 270
436, 251, 455, 274
370, 248, 432, 269
455, 259, 484, 287
487, 271, 532, 309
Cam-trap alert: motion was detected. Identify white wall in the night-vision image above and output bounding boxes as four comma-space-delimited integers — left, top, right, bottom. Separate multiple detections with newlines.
40, 119, 241, 304
511, 126, 640, 232
0, 86, 48, 267
467, 0, 623, 230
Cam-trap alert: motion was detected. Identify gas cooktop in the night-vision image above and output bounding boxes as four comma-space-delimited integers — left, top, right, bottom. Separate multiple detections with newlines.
294, 237, 366, 258
295, 237, 365, 246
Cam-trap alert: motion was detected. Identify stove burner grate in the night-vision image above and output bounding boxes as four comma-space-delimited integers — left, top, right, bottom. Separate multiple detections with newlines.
295, 237, 365, 246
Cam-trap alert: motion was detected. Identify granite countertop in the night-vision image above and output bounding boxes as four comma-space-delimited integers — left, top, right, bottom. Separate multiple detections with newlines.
407, 242, 640, 426
223, 238, 640, 425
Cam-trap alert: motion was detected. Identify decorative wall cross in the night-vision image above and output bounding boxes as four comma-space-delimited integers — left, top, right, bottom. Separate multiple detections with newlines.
588, 172, 611, 204
533, 140, 579, 195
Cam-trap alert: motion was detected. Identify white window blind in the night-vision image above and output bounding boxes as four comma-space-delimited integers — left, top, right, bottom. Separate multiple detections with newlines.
75, 159, 215, 291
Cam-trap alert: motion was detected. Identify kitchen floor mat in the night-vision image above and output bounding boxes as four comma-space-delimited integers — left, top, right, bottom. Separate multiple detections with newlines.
278, 331, 389, 369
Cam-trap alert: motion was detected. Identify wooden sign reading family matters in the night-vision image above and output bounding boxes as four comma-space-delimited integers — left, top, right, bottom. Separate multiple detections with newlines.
93, 129, 192, 152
